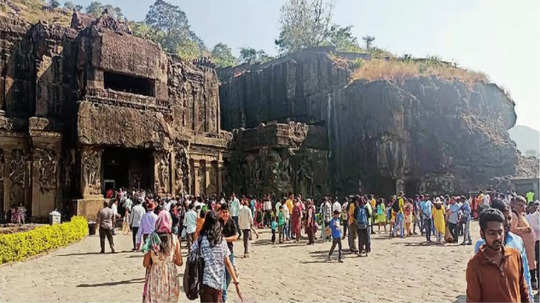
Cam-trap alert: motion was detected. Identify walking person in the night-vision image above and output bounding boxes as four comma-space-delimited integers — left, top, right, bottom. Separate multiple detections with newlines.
510, 196, 537, 291
355, 197, 371, 256
347, 198, 358, 253
526, 201, 539, 290
136, 201, 158, 250
96, 201, 116, 254
447, 198, 461, 242
142, 210, 182, 303
218, 203, 240, 302
229, 193, 240, 227
291, 199, 302, 242
129, 200, 145, 251
460, 197, 472, 245
183, 203, 198, 253
421, 196, 433, 243
327, 210, 344, 262
191, 211, 240, 303
432, 198, 446, 244
305, 199, 316, 245
466, 208, 530, 303
320, 197, 332, 242
375, 198, 387, 233
238, 199, 253, 258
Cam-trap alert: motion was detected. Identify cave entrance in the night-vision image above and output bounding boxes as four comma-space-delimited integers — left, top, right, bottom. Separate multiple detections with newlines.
102, 148, 154, 193
374, 177, 396, 198
406, 179, 420, 197
104, 71, 155, 97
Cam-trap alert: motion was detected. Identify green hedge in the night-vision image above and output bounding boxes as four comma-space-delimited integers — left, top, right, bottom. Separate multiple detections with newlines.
0, 216, 88, 264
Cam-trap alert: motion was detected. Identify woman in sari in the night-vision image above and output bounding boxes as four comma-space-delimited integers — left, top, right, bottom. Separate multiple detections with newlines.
432, 198, 446, 244
290, 199, 302, 242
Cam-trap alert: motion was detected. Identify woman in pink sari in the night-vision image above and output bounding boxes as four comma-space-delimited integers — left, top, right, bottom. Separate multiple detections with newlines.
291, 199, 302, 242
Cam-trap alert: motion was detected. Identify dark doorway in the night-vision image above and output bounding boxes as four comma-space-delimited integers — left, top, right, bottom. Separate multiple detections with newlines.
102, 148, 154, 193
373, 176, 396, 199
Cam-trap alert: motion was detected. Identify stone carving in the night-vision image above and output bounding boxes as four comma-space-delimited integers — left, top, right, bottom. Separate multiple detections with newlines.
174, 147, 189, 194
8, 149, 25, 186
81, 148, 102, 195
155, 151, 170, 193
34, 147, 57, 192
0, 149, 4, 182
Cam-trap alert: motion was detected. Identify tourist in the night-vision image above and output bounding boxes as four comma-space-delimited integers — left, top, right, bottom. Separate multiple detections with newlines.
347, 197, 358, 253
355, 197, 371, 256
263, 195, 272, 227
291, 199, 302, 242
238, 199, 254, 258
333, 197, 342, 213
136, 201, 158, 250
327, 210, 343, 262
412, 195, 422, 235
341, 198, 349, 239
229, 193, 240, 227
129, 200, 145, 251
286, 194, 294, 239
16, 203, 26, 225
447, 198, 461, 242
526, 201, 539, 289
369, 195, 377, 234
218, 203, 240, 302
474, 199, 534, 299
277, 205, 285, 243
526, 190, 535, 204
255, 198, 264, 228
183, 203, 197, 253
281, 200, 290, 241
96, 200, 116, 254
466, 208, 530, 303
393, 193, 405, 238
305, 199, 316, 245
194, 210, 206, 240
421, 196, 433, 243
510, 196, 536, 290
142, 210, 182, 303
375, 198, 387, 233
432, 198, 446, 244
250, 196, 256, 218
170, 203, 181, 236
402, 198, 412, 237
320, 197, 332, 242
271, 214, 278, 245
460, 197, 472, 245
191, 211, 240, 303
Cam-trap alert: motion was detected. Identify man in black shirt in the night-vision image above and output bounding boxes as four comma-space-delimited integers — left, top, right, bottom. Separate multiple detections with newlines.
219, 203, 239, 302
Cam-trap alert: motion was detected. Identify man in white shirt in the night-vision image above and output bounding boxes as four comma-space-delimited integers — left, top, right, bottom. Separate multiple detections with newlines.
129, 200, 145, 250
238, 200, 254, 257
229, 193, 241, 226
183, 203, 198, 253
263, 195, 272, 227
281, 202, 291, 241
320, 197, 332, 242
333, 198, 342, 213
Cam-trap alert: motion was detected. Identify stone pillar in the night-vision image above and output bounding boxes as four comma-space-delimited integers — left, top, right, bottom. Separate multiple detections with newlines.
217, 161, 224, 195
192, 160, 200, 196
153, 150, 171, 196
31, 145, 59, 218
4, 148, 28, 213
79, 146, 103, 198
204, 160, 210, 196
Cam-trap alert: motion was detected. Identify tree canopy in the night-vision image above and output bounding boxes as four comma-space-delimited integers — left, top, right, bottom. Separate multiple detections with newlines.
239, 48, 273, 64
85, 1, 123, 19
211, 43, 237, 68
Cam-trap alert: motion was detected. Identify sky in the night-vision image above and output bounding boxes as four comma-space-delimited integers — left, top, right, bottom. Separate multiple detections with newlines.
62, 0, 540, 131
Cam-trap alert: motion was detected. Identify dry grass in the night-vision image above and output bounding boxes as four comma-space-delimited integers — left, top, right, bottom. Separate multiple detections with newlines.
0, 0, 71, 26
351, 58, 489, 86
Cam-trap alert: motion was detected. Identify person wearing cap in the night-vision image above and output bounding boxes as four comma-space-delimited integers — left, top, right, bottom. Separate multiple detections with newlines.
136, 201, 158, 250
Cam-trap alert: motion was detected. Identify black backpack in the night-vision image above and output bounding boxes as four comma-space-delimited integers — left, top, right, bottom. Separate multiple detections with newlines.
183, 238, 205, 300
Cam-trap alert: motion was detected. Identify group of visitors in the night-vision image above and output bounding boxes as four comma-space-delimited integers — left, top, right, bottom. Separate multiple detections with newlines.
1, 203, 27, 224
95, 187, 539, 302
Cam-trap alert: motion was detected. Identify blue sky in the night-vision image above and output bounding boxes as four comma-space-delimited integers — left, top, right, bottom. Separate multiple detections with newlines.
63, 0, 540, 131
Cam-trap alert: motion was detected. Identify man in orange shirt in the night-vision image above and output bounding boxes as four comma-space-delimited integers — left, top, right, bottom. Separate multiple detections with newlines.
466, 208, 530, 303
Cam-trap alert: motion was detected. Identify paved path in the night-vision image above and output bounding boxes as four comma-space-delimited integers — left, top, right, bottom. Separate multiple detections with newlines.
0, 224, 486, 302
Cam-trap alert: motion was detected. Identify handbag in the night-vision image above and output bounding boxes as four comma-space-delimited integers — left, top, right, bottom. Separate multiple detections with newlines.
143, 251, 152, 268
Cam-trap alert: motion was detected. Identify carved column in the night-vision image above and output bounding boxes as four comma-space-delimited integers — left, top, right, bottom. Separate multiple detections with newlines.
192, 159, 200, 196
203, 160, 210, 196
31, 146, 59, 218
5, 148, 27, 212
153, 150, 171, 196
216, 161, 224, 195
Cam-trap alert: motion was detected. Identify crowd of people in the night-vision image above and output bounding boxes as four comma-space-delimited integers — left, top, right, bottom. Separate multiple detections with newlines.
94, 188, 539, 302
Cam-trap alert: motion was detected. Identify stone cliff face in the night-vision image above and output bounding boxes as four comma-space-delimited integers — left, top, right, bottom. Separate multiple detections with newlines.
219, 49, 521, 195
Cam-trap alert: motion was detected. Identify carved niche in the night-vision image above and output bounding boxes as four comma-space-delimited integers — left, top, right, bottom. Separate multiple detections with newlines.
81, 147, 102, 195
8, 149, 26, 186
154, 150, 170, 193
174, 147, 189, 195
34, 147, 57, 193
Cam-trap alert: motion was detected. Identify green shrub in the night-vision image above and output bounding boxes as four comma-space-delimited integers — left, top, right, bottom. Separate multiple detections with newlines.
0, 216, 88, 264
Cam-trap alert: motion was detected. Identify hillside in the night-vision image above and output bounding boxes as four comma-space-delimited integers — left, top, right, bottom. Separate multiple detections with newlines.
509, 125, 540, 157
0, 0, 71, 25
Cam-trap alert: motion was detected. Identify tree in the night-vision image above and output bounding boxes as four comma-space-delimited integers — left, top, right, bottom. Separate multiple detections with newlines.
275, 0, 335, 53
211, 43, 237, 68
49, 0, 60, 8
63, 1, 75, 10
145, 0, 206, 55
239, 48, 273, 64
85, 1, 103, 16
362, 35, 375, 50
328, 25, 360, 51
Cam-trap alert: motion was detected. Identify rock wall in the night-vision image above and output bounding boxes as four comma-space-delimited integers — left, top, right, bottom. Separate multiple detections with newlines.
219, 49, 521, 195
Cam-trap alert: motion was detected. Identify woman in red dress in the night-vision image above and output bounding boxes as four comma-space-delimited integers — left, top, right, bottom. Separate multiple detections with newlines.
291, 199, 302, 242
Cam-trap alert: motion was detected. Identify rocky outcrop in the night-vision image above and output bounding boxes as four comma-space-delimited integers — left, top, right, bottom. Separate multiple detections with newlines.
219, 49, 522, 195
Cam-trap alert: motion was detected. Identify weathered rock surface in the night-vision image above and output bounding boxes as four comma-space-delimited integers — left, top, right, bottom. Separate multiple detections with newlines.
219, 49, 525, 195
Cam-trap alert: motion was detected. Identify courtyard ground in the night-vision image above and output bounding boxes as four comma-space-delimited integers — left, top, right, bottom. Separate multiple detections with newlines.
0, 223, 494, 302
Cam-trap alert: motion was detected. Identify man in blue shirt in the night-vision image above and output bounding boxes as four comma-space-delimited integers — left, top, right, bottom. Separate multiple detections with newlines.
420, 196, 433, 243
447, 199, 461, 243
327, 210, 343, 262
474, 199, 534, 300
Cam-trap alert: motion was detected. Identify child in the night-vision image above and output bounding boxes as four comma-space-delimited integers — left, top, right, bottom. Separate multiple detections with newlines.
271, 215, 278, 244
327, 210, 343, 262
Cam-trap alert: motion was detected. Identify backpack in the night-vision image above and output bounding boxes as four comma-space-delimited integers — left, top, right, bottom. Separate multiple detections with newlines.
183, 238, 205, 300
355, 206, 368, 229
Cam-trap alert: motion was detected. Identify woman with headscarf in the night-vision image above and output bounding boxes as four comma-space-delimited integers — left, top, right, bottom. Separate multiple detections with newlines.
142, 209, 183, 303
290, 199, 302, 242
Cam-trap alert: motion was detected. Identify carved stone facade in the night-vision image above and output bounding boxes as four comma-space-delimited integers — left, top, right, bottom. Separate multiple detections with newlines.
0, 12, 229, 220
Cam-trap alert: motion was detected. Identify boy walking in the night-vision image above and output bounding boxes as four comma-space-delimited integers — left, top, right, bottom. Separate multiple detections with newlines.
327, 210, 343, 262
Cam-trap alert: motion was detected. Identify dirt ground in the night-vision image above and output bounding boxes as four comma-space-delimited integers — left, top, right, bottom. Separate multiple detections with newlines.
0, 222, 528, 302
